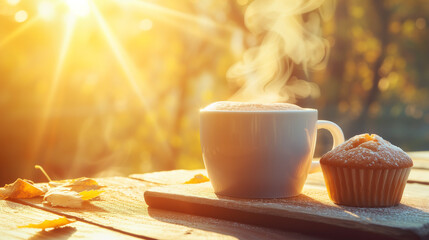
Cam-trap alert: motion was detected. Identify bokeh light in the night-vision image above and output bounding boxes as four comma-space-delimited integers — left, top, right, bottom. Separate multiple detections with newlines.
7, 0, 20, 6
14, 10, 28, 22
38, 2, 55, 20
416, 18, 426, 30
139, 19, 153, 31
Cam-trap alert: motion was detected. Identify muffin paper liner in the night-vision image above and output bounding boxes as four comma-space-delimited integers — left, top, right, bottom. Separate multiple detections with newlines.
321, 165, 411, 207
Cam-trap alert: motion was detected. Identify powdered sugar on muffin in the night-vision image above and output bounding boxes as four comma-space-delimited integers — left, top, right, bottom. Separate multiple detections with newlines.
320, 134, 413, 169
203, 101, 302, 111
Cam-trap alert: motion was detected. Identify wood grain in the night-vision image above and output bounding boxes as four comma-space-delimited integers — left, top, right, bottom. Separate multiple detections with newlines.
0, 200, 141, 240
130, 169, 208, 185
144, 182, 429, 240
408, 151, 429, 164
17, 177, 321, 240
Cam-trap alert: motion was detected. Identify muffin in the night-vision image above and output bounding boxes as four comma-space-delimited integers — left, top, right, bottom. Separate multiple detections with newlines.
320, 134, 413, 207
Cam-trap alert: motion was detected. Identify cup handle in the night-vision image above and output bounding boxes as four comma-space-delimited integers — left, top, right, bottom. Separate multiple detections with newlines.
308, 120, 345, 174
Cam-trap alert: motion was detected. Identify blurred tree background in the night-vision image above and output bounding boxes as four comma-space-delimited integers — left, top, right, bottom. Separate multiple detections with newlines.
0, 0, 428, 184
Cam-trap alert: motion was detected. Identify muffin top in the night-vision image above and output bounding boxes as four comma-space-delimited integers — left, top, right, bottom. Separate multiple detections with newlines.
320, 134, 413, 169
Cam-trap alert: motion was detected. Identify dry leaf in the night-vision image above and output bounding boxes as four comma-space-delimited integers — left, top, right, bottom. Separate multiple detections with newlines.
29, 165, 105, 208
18, 216, 76, 229
36, 165, 103, 192
37, 183, 50, 193
50, 177, 103, 192
185, 174, 210, 184
79, 190, 104, 201
44, 186, 104, 208
44, 187, 84, 208
0, 178, 45, 200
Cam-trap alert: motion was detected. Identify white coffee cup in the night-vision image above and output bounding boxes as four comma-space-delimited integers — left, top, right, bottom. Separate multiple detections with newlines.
200, 107, 344, 198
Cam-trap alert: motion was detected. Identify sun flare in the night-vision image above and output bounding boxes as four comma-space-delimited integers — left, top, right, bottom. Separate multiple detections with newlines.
2, 0, 229, 170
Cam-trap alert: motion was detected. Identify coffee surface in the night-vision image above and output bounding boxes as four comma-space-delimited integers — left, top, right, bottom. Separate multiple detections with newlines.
203, 101, 302, 111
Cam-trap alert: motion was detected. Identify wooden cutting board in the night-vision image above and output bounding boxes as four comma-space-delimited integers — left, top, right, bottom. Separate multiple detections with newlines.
144, 182, 429, 240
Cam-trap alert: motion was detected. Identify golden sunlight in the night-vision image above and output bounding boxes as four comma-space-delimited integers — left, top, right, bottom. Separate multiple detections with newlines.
139, 19, 153, 31
7, 0, 20, 5
27, 14, 77, 168
119, 0, 232, 49
65, 0, 91, 17
0, 0, 427, 193
38, 1, 55, 20
0, 17, 39, 48
121, 0, 234, 32
14, 10, 28, 23
90, 1, 168, 152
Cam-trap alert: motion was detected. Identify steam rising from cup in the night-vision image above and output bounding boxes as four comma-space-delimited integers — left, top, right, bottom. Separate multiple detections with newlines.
227, 0, 335, 103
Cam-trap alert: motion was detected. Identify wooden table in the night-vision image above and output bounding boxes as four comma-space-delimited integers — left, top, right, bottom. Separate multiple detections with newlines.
2, 152, 429, 240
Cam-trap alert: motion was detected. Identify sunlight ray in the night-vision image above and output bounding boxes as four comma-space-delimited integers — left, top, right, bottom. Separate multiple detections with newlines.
113, 0, 231, 49
152, 12, 230, 49
119, 0, 236, 33
1, 1, 63, 49
90, 1, 170, 152
27, 15, 77, 164
91, 2, 148, 107
0, 17, 40, 49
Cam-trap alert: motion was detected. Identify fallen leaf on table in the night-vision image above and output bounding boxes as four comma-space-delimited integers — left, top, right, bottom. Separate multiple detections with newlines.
36, 165, 103, 192
44, 187, 105, 208
50, 177, 103, 192
18, 216, 76, 229
79, 190, 104, 201
185, 174, 210, 184
34, 165, 105, 208
37, 183, 50, 193
0, 178, 45, 200
44, 187, 84, 208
